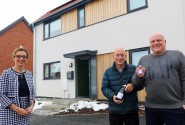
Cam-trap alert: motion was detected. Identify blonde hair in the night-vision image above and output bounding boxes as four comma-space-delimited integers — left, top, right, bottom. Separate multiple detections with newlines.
12, 46, 28, 58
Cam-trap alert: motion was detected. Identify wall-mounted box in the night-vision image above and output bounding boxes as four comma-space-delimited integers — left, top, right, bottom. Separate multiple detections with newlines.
67, 71, 74, 80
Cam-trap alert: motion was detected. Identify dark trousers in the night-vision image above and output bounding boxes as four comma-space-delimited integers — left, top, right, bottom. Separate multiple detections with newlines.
145, 107, 185, 125
109, 112, 139, 125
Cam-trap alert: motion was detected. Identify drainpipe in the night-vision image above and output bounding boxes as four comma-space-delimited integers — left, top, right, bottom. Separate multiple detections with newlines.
32, 23, 37, 96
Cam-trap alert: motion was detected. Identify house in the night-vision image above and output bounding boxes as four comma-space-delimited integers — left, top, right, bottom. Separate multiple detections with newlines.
32, 0, 185, 101
0, 16, 33, 73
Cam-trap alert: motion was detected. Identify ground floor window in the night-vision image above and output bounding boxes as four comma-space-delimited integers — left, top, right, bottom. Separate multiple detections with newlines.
44, 61, 61, 79
129, 47, 150, 66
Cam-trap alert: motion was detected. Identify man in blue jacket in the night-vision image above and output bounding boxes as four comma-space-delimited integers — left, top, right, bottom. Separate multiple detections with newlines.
101, 47, 143, 125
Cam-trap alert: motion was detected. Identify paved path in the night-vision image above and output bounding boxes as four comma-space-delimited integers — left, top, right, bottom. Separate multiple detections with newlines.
30, 114, 146, 125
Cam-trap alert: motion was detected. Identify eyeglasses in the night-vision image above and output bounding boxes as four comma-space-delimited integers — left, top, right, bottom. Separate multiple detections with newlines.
14, 55, 28, 59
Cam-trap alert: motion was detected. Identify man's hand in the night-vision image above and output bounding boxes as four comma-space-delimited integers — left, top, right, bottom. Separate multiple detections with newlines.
125, 84, 134, 93
136, 65, 146, 77
183, 105, 185, 109
113, 95, 123, 104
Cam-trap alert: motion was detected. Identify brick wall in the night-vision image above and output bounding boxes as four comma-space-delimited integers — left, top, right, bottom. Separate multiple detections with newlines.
0, 21, 33, 74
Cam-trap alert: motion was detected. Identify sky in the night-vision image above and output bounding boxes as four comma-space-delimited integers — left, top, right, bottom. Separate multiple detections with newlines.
0, 0, 71, 30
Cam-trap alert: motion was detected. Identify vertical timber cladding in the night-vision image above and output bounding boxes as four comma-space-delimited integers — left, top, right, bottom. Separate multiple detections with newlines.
61, 0, 128, 33
61, 9, 78, 33
138, 88, 146, 102
97, 51, 146, 102
97, 52, 114, 100
85, 0, 127, 26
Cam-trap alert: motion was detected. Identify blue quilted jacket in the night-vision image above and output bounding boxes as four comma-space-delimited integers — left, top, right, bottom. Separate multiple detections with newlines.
101, 62, 143, 114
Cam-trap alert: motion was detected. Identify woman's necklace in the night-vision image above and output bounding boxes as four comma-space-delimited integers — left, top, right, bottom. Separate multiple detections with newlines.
12, 66, 25, 74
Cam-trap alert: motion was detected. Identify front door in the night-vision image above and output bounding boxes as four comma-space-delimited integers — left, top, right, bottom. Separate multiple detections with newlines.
76, 59, 89, 97
76, 57, 97, 98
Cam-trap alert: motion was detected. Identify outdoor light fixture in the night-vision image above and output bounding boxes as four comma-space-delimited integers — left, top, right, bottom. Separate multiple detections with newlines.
69, 63, 73, 67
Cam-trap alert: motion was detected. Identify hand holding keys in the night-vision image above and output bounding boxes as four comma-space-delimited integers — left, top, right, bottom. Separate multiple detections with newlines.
138, 69, 143, 74
137, 65, 145, 77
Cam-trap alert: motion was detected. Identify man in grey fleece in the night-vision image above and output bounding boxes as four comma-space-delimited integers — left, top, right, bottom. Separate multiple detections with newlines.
132, 33, 185, 125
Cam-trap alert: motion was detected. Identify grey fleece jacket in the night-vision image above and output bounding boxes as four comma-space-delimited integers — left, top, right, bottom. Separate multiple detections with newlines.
132, 50, 185, 108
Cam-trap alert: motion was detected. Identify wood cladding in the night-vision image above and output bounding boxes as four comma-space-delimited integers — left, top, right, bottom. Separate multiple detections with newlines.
85, 0, 127, 26
61, 0, 127, 33
97, 52, 114, 99
61, 9, 77, 33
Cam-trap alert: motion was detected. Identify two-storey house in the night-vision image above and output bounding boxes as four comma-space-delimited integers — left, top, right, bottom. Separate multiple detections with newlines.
33, 0, 185, 100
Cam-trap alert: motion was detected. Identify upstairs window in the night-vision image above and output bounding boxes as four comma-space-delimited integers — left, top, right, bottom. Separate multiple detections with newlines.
78, 6, 85, 28
128, 0, 147, 12
44, 61, 61, 79
44, 24, 49, 39
44, 18, 61, 39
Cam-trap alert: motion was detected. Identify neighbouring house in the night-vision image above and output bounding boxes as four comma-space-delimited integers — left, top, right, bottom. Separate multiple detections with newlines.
0, 16, 33, 73
32, 0, 185, 101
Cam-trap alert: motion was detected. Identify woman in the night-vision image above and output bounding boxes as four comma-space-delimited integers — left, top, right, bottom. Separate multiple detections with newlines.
0, 46, 35, 125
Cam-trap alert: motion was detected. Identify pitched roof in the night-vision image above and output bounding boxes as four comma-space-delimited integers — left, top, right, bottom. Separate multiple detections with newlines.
0, 16, 32, 35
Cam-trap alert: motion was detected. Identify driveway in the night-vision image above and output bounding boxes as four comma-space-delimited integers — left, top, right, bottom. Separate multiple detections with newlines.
30, 114, 146, 125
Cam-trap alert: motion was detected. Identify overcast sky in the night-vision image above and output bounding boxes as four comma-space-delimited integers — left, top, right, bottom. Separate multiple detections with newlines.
0, 0, 70, 30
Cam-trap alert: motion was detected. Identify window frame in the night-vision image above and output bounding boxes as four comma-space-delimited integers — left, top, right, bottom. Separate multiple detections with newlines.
127, 0, 148, 13
44, 18, 61, 40
77, 6, 85, 28
43, 61, 61, 80
129, 47, 150, 65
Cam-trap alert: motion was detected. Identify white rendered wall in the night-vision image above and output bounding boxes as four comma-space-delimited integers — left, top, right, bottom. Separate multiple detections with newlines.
34, 0, 185, 98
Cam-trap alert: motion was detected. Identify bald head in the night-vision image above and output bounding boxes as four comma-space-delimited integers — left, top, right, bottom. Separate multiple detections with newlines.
113, 47, 125, 55
149, 33, 166, 55
149, 33, 165, 42
113, 47, 127, 67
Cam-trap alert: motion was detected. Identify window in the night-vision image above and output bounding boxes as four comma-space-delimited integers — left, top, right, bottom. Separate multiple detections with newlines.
44, 61, 61, 79
128, 0, 147, 12
129, 47, 150, 66
44, 18, 61, 39
44, 24, 49, 39
78, 6, 85, 28
90, 57, 97, 98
